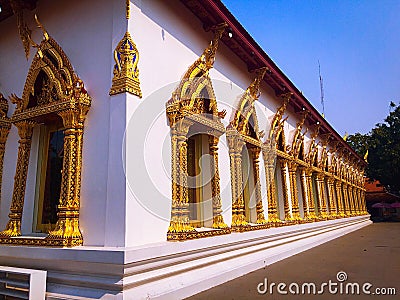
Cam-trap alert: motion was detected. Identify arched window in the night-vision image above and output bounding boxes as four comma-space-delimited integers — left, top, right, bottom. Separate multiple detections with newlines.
0, 32, 91, 247
166, 25, 229, 241
226, 69, 268, 229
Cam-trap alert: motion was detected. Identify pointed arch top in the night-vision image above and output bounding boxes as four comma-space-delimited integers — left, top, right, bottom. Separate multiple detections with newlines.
306, 123, 320, 165
268, 92, 291, 146
317, 134, 331, 170
229, 67, 267, 142
291, 110, 308, 159
166, 23, 227, 128
11, 28, 91, 122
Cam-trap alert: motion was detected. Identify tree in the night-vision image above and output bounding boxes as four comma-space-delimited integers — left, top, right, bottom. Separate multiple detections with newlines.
346, 133, 369, 159
347, 102, 400, 195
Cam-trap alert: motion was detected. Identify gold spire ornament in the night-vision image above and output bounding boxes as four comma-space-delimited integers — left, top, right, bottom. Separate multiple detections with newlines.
109, 32, 142, 97
109, 1, 142, 97
126, 0, 130, 20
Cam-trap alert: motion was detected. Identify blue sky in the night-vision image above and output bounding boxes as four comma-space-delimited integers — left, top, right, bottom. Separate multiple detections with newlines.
222, 0, 400, 135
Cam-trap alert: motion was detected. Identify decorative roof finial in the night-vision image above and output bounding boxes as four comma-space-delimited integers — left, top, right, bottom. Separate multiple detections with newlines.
126, 0, 130, 20
201, 22, 228, 70
248, 67, 267, 100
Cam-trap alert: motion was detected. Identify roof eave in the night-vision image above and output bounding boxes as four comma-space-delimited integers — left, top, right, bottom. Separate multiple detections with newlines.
181, 0, 366, 165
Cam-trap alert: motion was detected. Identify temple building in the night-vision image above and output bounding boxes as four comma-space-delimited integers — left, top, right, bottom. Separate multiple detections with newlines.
0, 0, 370, 299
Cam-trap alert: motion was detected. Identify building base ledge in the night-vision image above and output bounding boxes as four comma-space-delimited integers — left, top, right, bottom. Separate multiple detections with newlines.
0, 215, 372, 299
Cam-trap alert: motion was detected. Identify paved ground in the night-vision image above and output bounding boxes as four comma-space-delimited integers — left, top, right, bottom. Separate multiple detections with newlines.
187, 222, 400, 300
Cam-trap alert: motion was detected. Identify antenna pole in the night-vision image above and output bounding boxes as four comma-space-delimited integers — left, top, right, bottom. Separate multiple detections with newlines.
318, 60, 325, 118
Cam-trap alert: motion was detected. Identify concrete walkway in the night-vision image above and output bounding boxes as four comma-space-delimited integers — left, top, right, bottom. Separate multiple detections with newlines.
187, 222, 399, 300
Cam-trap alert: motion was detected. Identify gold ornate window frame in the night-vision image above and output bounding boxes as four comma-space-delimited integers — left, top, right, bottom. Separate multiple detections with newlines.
166, 24, 230, 241
0, 29, 91, 247
226, 68, 269, 231
266, 93, 298, 225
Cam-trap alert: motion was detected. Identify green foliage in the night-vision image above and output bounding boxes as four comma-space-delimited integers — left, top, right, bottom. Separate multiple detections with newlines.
347, 102, 400, 195
346, 133, 369, 158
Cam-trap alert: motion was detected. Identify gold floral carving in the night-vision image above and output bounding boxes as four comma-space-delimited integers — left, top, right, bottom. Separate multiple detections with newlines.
326, 177, 338, 218
209, 135, 228, 229
328, 150, 369, 218
315, 173, 328, 220
299, 167, 317, 221
249, 147, 267, 224
0, 27, 91, 247
46, 106, 89, 247
286, 161, 302, 222
226, 130, 247, 229
278, 158, 295, 224
355, 188, 359, 211
352, 186, 361, 215
110, 32, 142, 97
305, 168, 318, 220
362, 189, 367, 214
262, 141, 281, 225
347, 185, 357, 216
335, 180, 345, 217
342, 183, 351, 217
